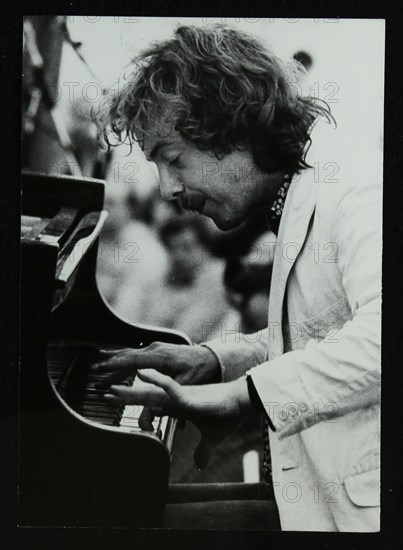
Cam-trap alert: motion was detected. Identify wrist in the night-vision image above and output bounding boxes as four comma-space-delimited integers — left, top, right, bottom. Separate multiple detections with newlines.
185, 380, 251, 421
193, 344, 221, 384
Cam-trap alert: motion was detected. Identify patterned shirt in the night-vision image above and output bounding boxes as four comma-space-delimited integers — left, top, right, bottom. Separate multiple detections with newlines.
261, 171, 292, 482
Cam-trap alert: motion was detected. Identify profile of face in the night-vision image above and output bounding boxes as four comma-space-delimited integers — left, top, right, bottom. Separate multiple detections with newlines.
140, 119, 281, 231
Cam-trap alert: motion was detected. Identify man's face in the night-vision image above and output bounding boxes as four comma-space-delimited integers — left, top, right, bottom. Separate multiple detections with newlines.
141, 120, 279, 231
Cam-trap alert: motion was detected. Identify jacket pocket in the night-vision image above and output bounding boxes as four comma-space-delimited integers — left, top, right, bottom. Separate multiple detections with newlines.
343, 468, 380, 507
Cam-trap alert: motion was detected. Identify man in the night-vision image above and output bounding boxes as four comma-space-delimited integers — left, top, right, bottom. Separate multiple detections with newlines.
94, 25, 381, 531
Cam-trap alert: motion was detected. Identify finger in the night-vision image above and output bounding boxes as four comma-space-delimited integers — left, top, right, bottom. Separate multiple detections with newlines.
92, 355, 136, 372
90, 348, 130, 365
103, 393, 120, 404
94, 370, 135, 389
107, 382, 170, 407
93, 352, 163, 373
97, 349, 125, 357
138, 407, 155, 431
150, 406, 167, 417
137, 369, 180, 398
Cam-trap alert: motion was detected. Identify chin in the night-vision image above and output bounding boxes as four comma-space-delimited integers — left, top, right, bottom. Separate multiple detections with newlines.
203, 206, 245, 231
213, 216, 244, 231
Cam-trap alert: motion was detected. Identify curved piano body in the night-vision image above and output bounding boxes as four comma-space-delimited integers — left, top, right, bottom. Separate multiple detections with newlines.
19, 172, 190, 527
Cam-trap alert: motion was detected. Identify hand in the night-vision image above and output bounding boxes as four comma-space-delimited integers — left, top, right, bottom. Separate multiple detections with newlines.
103, 368, 253, 470
92, 341, 221, 388
104, 369, 251, 422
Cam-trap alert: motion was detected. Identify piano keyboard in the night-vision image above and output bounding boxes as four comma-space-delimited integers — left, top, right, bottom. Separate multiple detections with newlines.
47, 343, 168, 438
21, 208, 78, 245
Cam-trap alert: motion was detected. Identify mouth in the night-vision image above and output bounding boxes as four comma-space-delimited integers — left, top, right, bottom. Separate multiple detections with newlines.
182, 196, 207, 214
194, 198, 207, 213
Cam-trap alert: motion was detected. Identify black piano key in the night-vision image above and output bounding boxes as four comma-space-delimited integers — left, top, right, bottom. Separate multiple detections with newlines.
47, 344, 167, 434
138, 407, 155, 432
47, 345, 121, 427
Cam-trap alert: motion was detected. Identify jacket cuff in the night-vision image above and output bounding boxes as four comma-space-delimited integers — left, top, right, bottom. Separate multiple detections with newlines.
201, 334, 268, 383
248, 354, 307, 438
245, 371, 276, 431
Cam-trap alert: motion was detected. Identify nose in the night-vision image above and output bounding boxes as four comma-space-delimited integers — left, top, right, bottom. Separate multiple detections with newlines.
158, 165, 184, 201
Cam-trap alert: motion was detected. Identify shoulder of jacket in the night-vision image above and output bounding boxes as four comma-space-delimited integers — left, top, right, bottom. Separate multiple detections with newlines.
308, 121, 382, 210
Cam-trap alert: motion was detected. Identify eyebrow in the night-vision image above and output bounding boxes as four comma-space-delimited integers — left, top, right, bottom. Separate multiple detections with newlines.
147, 140, 174, 161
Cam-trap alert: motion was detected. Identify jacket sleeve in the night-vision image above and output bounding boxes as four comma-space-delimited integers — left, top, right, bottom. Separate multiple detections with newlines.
202, 328, 268, 382
249, 180, 382, 439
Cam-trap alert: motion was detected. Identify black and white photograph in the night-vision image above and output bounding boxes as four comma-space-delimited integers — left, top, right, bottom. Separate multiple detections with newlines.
18, 16, 383, 534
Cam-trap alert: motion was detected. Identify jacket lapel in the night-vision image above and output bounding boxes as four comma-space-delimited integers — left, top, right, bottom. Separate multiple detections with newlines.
267, 167, 318, 360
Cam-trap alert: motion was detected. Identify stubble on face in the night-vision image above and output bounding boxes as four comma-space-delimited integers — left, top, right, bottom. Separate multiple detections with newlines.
137, 117, 284, 231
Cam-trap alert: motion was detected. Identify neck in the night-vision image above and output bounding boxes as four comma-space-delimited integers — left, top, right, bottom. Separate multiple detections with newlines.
255, 169, 287, 214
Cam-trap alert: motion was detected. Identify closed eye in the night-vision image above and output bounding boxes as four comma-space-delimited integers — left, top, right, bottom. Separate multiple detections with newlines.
169, 155, 182, 167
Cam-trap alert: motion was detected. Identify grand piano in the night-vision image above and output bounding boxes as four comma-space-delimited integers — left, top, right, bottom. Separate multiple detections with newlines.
19, 171, 191, 528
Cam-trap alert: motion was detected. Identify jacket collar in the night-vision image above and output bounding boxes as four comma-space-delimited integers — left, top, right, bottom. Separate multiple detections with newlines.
267, 164, 319, 360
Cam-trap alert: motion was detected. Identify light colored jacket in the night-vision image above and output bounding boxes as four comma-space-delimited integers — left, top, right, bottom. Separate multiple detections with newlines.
206, 120, 382, 531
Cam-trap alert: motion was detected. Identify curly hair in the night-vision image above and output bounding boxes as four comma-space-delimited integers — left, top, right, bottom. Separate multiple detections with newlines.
95, 24, 334, 175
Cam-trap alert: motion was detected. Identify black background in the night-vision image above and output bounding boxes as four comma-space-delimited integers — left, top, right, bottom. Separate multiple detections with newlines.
1, 1, 401, 548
